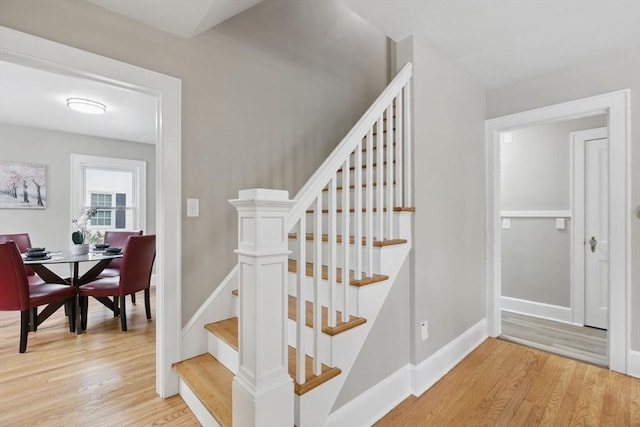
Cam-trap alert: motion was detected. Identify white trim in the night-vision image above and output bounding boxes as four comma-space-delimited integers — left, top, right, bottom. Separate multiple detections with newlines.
501, 296, 573, 324
629, 350, 640, 378
70, 154, 147, 233
181, 265, 238, 360
326, 365, 411, 427
0, 26, 183, 396
570, 127, 608, 326
486, 90, 630, 375
179, 379, 220, 427
411, 319, 487, 396
500, 210, 571, 218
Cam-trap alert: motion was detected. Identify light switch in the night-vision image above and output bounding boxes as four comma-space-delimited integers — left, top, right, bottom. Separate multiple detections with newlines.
186, 198, 199, 217
556, 218, 566, 230
502, 218, 511, 229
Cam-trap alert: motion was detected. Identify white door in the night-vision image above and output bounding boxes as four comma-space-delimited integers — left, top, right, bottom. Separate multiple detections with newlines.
584, 138, 609, 330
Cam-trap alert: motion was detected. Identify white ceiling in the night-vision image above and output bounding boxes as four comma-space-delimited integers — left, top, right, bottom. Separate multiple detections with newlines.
0, 61, 157, 144
2, 0, 638, 143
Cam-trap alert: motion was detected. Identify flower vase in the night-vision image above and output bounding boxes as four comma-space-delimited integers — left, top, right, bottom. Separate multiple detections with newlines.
71, 244, 90, 256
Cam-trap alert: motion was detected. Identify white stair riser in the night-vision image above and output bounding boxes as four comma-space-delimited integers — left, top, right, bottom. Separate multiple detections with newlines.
207, 334, 239, 375
320, 186, 400, 210
287, 272, 366, 318
301, 211, 412, 238
336, 164, 395, 186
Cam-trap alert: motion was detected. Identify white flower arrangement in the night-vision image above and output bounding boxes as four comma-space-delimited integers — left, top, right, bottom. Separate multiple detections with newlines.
72, 207, 98, 244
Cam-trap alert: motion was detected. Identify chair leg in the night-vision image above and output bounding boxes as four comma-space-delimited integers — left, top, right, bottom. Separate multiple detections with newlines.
67, 298, 76, 333
144, 288, 151, 320
80, 296, 89, 331
119, 296, 127, 331
113, 297, 119, 317
30, 308, 37, 332
131, 292, 136, 305
20, 310, 29, 353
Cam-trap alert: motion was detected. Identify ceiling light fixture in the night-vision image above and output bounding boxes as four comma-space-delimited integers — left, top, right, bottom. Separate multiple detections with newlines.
66, 97, 107, 114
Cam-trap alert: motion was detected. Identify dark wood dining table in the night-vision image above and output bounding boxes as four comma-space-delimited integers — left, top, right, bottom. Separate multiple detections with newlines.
23, 250, 123, 335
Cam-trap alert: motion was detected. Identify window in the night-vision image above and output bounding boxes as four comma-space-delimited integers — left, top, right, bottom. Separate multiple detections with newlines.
71, 155, 146, 239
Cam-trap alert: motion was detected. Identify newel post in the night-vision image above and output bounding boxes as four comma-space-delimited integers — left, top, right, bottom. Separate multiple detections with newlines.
229, 188, 295, 427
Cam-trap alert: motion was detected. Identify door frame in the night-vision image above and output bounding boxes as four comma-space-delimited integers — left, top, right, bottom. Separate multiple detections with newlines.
570, 127, 608, 327
485, 90, 631, 374
0, 26, 183, 396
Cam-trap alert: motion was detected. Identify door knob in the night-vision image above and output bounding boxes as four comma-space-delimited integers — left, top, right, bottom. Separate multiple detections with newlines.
589, 236, 597, 253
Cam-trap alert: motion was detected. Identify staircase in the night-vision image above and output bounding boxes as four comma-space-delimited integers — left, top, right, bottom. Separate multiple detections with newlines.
173, 63, 414, 427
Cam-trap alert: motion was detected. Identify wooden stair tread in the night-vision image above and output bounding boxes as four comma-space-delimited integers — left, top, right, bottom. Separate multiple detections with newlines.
230, 291, 366, 336
288, 294, 366, 336
288, 233, 407, 248
287, 259, 388, 287
306, 206, 416, 214
322, 181, 396, 192
338, 160, 395, 172
204, 317, 341, 395
172, 354, 233, 427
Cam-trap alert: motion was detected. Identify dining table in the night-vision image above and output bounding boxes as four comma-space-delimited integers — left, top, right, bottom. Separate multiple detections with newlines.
23, 249, 123, 335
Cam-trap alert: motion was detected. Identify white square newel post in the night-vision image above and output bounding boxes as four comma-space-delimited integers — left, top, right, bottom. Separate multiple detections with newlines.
229, 188, 295, 427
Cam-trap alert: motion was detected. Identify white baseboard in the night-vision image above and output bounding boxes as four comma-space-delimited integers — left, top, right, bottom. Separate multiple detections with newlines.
179, 379, 220, 427
326, 365, 411, 427
501, 296, 573, 324
629, 350, 640, 378
411, 319, 487, 396
325, 319, 486, 427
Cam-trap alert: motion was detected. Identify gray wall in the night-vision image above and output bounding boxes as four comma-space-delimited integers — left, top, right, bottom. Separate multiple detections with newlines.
0, 0, 391, 324
501, 116, 606, 307
487, 47, 640, 350
0, 123, 156, 253
398, 36, 486, 365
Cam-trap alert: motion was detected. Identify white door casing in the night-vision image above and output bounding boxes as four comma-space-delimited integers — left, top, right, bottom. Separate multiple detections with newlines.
486, 90, 630, 374
0, 26, 183, 397
584, 137, 609, 330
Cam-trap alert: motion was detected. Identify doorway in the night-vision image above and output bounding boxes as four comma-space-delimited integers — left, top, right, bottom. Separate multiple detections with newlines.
485, 90, 631, 375
0, 26, 182, 396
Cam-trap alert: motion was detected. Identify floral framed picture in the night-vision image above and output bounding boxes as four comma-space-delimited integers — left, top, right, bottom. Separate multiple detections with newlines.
0, 161, 47, 209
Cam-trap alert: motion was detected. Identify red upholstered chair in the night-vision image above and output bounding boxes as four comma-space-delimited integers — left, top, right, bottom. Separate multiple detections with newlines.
79, 235, 155, 332
101, 230, 143, 303
0, 233, 44, 285
0, 241, 76, 353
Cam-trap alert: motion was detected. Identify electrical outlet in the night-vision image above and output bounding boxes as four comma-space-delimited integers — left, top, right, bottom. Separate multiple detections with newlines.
186, 198, 199, 217
421, 320, 428, 340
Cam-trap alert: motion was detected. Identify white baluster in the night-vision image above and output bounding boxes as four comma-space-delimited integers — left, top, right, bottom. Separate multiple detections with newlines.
354, 139, 363, 281
342, 157, 350, 322
404, 81, 412, 207
366, 125, 374, 277
313, 197, 322, 375
386, 104, 394, 240
328, 178, 337, 328
376, 115, 384, 241
296, 217, 306, 385
396, 90, 404, 207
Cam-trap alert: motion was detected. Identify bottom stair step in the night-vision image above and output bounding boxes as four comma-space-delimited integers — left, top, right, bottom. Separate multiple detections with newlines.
173, 353, 233, 427
206, 317, 341, 395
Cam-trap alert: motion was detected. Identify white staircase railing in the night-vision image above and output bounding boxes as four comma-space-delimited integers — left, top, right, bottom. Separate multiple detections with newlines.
286, 63, 413, 382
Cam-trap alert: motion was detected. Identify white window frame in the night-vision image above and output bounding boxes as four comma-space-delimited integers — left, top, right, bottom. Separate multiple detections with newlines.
71, 154, 146, 235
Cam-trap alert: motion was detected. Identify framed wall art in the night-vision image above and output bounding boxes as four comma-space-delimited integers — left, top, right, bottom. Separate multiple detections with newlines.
0, 161, 47, 209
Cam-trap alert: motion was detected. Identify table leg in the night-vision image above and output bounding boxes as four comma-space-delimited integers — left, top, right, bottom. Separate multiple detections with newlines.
72, 262, 85, 335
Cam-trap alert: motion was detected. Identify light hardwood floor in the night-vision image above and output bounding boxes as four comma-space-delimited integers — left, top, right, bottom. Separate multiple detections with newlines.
501, 310, 608, 367
375, 338, 640, 426
0, 288, 198, 426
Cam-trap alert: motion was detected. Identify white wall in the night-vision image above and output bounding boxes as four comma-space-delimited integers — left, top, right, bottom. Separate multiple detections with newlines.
487, 47, 640, 350
0, 123, 155, 253
397, 36, 487, 365
501, 116, 606, 309
0, 0, 391, 324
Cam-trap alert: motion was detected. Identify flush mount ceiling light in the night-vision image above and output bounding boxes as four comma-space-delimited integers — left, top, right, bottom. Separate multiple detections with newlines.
66, 97, 107, 114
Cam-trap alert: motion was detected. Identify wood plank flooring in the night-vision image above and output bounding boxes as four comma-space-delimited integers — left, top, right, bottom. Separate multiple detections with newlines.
375, 338, 640, 426
501, 311, 608, 367
0, 288, 198, 426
